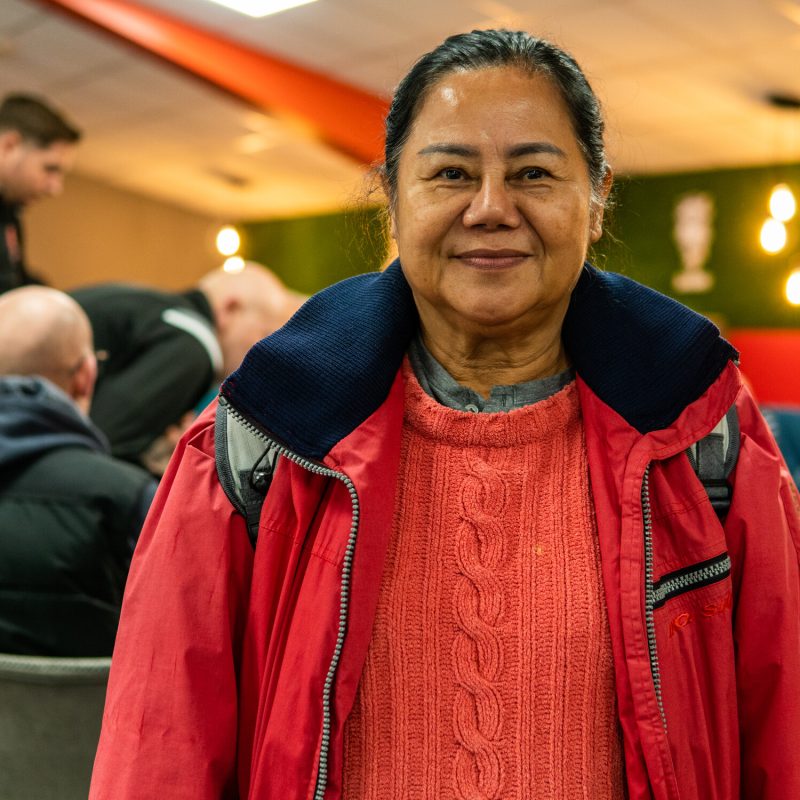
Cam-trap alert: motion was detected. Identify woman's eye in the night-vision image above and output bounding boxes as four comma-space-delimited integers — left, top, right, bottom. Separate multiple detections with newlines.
438, 167, 465, 180
521, 167, 548, 180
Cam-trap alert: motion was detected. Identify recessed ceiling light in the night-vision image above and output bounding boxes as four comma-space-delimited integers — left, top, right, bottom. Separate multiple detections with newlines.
765, 91, 800, 110
204, 0, 318, 18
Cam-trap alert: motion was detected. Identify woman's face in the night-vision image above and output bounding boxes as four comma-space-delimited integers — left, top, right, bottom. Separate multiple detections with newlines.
391, 66, 609, 338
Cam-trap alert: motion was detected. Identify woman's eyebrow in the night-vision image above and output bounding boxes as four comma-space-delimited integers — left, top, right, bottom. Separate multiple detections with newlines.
507, 142, 566, 159
416, 142, 567, 158
417, 143, 477, 157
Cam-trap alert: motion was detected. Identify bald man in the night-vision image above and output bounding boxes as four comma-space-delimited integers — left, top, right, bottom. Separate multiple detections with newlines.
0, 287, 156, 656
71, 263, 307, 473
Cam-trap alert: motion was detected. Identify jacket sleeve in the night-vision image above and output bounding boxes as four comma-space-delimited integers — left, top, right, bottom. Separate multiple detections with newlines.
89, 404, 254, 800
725, 386, 800, 799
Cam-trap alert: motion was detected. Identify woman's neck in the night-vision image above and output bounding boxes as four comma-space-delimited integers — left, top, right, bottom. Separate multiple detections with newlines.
417, 320, 570, 400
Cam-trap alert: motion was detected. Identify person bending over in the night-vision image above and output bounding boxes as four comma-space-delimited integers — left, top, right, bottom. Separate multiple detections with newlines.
71, 262, 307, 474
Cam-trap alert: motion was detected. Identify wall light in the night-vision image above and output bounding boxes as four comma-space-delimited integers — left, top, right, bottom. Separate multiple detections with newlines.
786, 267, 800, 306
760, 92, 800, 256
760, 217, 788, 253
769, 183, 797, 222
223, 256, 246, 273
216, 225, 241, 257
203, 0, 317, 17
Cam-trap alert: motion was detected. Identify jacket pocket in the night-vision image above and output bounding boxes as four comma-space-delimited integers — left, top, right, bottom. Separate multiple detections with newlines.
652, 551, 731, 609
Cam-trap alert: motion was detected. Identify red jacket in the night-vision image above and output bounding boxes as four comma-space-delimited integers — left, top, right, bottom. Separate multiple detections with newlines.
90, 264, 800, 799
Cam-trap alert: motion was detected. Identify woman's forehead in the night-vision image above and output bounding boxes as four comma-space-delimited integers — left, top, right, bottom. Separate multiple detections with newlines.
406, 67, 577, 151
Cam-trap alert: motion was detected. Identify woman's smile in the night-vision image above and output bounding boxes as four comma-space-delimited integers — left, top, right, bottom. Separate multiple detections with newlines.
452, 248, 532, 269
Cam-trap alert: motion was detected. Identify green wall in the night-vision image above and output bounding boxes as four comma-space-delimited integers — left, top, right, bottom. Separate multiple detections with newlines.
242, 206, 389, 296
594, 163, 800, 328
243, 163, 800, 329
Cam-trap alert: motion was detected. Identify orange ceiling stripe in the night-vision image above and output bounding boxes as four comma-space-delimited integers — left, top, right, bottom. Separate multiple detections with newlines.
34, 0, 389, 163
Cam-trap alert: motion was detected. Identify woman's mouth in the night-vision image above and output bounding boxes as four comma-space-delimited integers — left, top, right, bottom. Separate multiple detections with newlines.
454, 249, 530, 268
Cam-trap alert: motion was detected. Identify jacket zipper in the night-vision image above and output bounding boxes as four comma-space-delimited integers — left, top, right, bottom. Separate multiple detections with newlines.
641, 463, 667, 732
641, 458, 734, 737
223, 400, 360, 800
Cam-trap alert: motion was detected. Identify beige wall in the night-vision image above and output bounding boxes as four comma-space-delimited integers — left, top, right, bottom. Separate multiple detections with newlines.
23, 172, 224, 292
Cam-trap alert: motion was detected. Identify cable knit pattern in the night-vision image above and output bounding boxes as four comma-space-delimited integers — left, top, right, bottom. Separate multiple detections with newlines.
452, 455, 507, 799
342, 359, 625, 800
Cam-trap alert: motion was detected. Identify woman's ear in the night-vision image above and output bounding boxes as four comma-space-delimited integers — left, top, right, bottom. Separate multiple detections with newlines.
589, 168, 614, 243
377, 166, 398, 241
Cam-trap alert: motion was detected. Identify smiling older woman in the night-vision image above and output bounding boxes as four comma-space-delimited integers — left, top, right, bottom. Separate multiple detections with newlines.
90, 30, 800, 800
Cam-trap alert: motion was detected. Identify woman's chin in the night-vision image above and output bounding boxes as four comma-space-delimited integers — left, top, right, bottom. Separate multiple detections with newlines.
448, 302, 526, 332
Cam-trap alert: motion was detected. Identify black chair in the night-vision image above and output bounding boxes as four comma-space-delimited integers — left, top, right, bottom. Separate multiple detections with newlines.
0, 652, 110, 800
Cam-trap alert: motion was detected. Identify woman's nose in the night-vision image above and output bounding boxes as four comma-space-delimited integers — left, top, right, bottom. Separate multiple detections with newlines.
462, 175, 521, 229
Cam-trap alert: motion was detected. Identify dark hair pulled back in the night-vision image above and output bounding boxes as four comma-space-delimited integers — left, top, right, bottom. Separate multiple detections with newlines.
383, 29, 608, 206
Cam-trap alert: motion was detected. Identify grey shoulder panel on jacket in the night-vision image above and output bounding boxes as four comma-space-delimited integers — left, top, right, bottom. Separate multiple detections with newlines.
215, 397, 280, 546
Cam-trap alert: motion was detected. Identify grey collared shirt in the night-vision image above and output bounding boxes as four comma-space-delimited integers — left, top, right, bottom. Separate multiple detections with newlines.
407, 335, 575, 413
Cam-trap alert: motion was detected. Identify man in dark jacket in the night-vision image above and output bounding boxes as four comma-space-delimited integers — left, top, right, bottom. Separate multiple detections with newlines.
0, 93, 81, 293
0, 286, 156, 656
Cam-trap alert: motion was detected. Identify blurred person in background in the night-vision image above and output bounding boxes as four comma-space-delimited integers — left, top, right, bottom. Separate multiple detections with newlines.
90, 30, 800, 800
0, 287, 155, 656
0, 93, 81, 293
760, 404, 800, 487
71, 262, 307, 475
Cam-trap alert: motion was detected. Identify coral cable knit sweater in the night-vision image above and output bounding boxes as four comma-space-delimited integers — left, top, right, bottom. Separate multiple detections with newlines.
341, 364, 624, 799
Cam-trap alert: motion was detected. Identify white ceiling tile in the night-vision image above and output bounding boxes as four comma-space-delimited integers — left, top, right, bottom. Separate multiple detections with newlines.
268, 2, 410, 53
627, 0, 800, 51
0, 0, 44, 33
5, 15, 128, 81
0, 61, 52, 96
543, 5, 707, 70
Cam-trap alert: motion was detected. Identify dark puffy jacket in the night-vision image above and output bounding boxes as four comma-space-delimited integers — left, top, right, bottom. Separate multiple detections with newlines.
0, 376, 156, 656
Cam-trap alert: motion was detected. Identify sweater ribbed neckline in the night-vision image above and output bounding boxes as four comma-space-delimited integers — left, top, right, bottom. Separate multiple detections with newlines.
401, 357, 580, 448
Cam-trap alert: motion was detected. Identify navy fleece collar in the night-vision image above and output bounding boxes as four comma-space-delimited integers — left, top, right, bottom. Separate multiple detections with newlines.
222, 260, 737, 461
